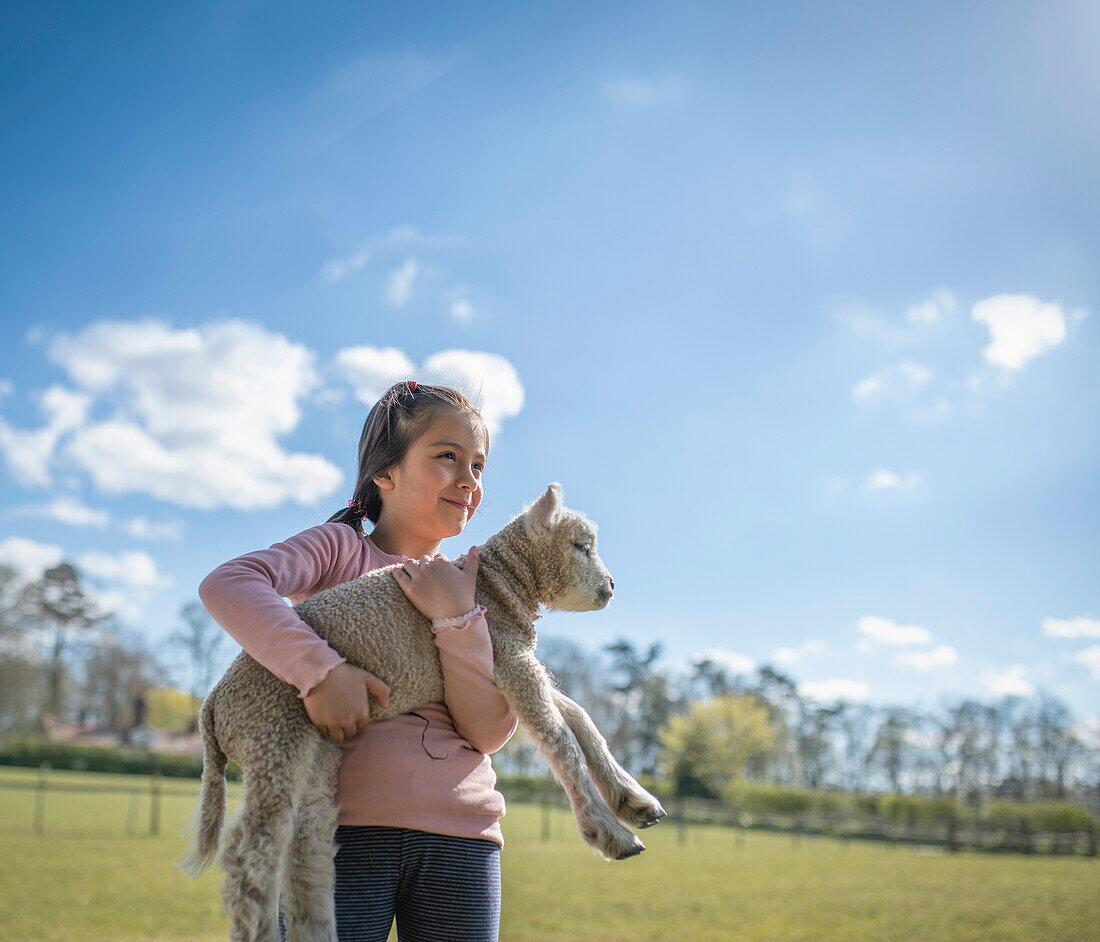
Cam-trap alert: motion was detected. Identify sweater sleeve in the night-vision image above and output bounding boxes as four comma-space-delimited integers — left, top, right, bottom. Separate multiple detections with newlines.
431, 613, 518, 755
198, 523, 366, 698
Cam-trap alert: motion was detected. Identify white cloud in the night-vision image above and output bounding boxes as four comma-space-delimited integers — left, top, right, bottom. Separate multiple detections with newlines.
980, 664, 1033, 697
0, 385, 93, 486
601, 74, 682, 106
971, 294, 1067, 370
422, 350, 525, 436
771, 639, 826, 665
451, 299, 473, 321
866, 469, 920, 490
1072, 645, 1100, 680
39, 319, 342, 511
386, 258, 419, 306
331, 346, 525, 437
858, 615, 931, 646
905, 288, 957, 324
9, 497, 111, 528
75, 550, 168, 588
0, 536, 65, 579
1042, 616, 1100, 639
321, 249, 370, 282
0, 378, 13, 399
799, 678, 870, 704
894, 645, 959, 671
693, 648, 755, 676
334, 346, 418, 405
122, 516, 183, 541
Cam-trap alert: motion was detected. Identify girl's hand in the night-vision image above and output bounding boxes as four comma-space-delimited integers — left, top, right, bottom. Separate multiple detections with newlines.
303, 663, 391, 743
392, 546, 479, 621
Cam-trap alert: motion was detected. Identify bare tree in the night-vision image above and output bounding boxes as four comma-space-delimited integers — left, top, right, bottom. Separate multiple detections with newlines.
78, 622, 167, 731
170, 600, 228, 702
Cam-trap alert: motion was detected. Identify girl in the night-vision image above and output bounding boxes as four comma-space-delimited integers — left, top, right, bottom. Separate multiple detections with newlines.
198, 381, 516, 942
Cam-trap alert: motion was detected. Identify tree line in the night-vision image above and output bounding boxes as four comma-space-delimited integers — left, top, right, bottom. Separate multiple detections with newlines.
2, 561, 1096, 810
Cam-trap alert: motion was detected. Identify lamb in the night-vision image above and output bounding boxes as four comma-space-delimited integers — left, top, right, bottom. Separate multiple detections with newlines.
181, 483, 667, 942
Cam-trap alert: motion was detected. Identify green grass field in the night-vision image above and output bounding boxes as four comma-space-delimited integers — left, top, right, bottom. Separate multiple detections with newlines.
0, 767, 1096, 941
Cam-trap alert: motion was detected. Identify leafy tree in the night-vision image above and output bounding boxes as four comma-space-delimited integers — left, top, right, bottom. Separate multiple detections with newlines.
19, 562, 106, 718
660, 694, 773, 797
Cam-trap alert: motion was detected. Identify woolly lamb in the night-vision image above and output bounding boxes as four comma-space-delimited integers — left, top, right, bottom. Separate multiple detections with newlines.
181, 483, 666, 942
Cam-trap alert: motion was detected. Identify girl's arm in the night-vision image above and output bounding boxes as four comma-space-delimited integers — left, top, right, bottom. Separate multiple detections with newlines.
198, 522, 371, 698
432, 611, 519, 754
392, 547, 518, 753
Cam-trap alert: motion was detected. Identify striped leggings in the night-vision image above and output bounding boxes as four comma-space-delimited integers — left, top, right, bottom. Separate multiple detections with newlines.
279, 825, 501, 942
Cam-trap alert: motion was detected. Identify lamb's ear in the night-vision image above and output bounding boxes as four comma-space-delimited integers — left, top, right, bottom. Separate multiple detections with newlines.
525, 483, 564, 535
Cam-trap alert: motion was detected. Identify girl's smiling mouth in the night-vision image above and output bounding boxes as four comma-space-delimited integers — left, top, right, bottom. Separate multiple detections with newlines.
442, 498, 470, 512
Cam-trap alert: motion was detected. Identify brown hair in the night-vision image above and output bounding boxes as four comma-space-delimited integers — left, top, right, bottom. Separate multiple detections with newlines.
326, 381, 487, 534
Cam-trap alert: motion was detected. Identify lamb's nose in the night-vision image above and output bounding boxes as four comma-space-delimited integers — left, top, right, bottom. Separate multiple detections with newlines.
609, 579, 614, 590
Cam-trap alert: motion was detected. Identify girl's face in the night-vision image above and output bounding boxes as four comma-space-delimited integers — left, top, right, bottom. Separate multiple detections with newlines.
374, 409, 487, 549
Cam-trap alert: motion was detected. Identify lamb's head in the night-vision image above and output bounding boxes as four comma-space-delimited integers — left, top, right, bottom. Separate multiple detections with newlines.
520, 483, 614, 612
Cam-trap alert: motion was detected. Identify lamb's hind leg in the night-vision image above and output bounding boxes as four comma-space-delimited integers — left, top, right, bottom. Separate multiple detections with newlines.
500, 654, 644, 860
219, 769, 299, 942
552, 688, 666, 829
281, 739, 341, 942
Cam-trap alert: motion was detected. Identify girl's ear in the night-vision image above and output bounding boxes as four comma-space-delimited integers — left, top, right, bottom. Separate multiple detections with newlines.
373, 470, 396, 491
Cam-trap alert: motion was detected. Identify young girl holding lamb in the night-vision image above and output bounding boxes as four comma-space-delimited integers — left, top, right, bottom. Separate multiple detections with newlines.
198, 380, 514, 942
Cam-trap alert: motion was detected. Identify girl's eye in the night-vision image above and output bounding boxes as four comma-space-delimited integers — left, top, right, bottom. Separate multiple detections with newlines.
439, 452, 456, 460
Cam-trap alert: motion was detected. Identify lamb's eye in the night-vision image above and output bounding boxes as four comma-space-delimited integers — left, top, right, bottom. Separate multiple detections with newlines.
573, 543, 590, 555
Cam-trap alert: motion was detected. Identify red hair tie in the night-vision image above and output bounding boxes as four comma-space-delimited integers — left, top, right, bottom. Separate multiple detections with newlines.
406, 380, 417, 394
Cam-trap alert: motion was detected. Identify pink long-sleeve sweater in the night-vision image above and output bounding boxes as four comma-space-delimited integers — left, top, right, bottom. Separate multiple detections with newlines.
197, 522, 519, 847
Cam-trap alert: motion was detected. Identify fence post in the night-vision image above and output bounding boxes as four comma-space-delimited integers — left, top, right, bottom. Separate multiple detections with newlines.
33, 762, 50, 835
150, 772, 162, 837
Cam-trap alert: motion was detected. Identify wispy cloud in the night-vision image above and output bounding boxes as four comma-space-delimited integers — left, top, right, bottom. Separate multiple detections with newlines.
9, 496, 111, 528
894, 645, 959, 671
693, 648, 755, 676
851, 361, 931, 402
0, 385, 92, 487
865, 469, 920, 491
386, 258, 419, 306
858, 615, 931, 646
321, 249, 370, 282
75, 549, 169, 588
799, 678, 869, 703
771, 639, 826, 665
1042, 616, 1100, 639
980, 664, 1033, 697
905, 288, 957, 324
1072, 645, 1100, 680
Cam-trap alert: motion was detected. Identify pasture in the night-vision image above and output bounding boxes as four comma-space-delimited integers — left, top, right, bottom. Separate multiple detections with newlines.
0, 767, 1095, 941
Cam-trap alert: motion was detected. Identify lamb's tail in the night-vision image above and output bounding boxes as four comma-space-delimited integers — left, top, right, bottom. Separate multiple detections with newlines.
176, 695, 228, 878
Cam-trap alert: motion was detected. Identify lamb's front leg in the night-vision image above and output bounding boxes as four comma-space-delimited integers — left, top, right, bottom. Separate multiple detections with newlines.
551, 688, 667, 830
498, 653, 645, 860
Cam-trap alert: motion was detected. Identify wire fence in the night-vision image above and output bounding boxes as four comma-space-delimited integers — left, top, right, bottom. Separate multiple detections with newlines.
2, 766, 1096, 856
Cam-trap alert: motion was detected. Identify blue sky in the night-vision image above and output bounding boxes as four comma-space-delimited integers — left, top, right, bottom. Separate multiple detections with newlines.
1, 1, 1097, 722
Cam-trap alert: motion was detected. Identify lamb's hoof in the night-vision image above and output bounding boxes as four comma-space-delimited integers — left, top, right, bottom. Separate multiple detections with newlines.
615, 837, 646, 860
638, 807, 667, 829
